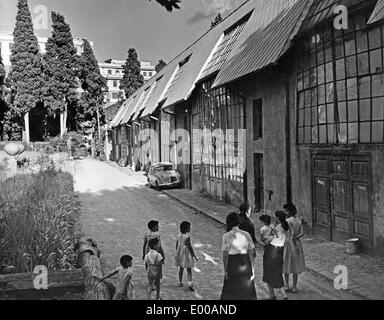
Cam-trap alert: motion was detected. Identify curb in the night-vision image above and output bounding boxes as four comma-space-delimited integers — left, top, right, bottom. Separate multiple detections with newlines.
160, 190, 227, 227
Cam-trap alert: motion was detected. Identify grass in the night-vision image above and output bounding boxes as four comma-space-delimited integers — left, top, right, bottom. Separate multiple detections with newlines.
0, 168, 80, 273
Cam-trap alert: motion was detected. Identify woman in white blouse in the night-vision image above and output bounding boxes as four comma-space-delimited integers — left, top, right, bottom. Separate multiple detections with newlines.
220, 212, 257, 300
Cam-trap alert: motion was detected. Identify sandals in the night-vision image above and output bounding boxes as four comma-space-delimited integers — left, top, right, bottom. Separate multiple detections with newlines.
188, 284, 196, 292
177, 283, 183, 287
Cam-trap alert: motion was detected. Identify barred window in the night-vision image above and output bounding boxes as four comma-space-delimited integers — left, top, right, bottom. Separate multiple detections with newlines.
297, 11, 384, 144
191, 79, 245, 183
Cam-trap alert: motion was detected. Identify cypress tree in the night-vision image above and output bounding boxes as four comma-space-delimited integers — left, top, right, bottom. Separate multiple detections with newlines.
42, 11, 79, 137
6, 0, 43, 142
120, 48, 144, 99
78, 39, 108, 138
0, 52, 6, 139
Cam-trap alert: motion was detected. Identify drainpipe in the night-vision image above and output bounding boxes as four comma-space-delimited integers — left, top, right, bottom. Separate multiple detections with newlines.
285, 77, 292, 204
159, 110, 162, 162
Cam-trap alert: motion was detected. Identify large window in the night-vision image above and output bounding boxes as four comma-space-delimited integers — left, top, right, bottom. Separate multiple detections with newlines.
192, 79, 245, 183
297, 11, 384, 144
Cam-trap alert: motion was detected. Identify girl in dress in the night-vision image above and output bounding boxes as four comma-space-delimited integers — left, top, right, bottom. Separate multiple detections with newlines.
175, 221, 198, 291
283, 203, 306, 293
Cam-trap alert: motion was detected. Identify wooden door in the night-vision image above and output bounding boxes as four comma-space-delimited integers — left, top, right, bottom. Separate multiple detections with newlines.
330, 156, 351, 242
312, 154, 373, 250
313, 156, 332, 240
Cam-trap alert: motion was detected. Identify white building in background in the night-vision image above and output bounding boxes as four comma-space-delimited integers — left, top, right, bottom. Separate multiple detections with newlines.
0, 32, 93, 73
99, 59, 156, 105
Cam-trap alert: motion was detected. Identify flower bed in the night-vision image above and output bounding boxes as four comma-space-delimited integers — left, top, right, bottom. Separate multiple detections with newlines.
0, 169, 80, 274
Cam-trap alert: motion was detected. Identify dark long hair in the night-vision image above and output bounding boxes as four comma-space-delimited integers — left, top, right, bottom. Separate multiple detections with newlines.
275, 211, 289, 232
226, 212, 240, 232
283, 203, 297, 216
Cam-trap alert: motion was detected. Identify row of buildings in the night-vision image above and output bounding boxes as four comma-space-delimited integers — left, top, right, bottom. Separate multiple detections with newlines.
99, 59, 156, 106
107, 0, 384, 255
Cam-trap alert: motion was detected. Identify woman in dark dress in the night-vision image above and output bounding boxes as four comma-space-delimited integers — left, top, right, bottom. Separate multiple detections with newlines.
220, 212, 257, 300
262, 211, 289, 300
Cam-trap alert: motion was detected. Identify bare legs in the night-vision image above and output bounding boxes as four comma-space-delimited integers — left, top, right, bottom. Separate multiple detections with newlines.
178, 267, 194, 290
147, 277, 161, 300
267, 284, 287, 300
284, 273, 299, 292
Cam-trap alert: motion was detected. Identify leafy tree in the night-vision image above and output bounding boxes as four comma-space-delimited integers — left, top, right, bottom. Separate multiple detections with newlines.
0, 53, 6, 139
155, 59, 167, 73
78, 39, 108, 139
120, 48, 144, 99
5, 0, 43, 142
211, 13, 223, 28
42, 11, 79, 137
150, 0, 181, 12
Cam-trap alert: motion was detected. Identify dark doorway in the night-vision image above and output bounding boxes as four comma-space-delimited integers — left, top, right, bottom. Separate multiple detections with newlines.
254, 153, 264, 213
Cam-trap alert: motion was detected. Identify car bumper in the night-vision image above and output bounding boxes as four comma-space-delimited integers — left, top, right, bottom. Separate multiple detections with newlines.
158, 181, 180, 187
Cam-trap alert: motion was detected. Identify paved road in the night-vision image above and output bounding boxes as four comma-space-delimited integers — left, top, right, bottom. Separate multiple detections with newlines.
74, 158, 360, 300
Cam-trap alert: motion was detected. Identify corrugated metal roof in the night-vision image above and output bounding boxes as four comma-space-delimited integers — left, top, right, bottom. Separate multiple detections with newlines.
162, 0, 256, 107
368, 0, 384, 24
110, 99, 130, 127
120, 89, 146, 124
212, 0, 310, 88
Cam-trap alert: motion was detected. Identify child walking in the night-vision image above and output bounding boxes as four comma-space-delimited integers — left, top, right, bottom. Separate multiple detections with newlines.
144, 238, 164, 300
97, 255, 134, 300
175, 221, 198, 291
143, 220, 165, 261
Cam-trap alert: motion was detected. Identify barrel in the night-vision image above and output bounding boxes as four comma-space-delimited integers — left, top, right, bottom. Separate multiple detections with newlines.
346, 238, 360, 255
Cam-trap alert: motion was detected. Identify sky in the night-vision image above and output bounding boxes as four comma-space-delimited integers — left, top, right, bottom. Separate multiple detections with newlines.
0, 0, 245, 64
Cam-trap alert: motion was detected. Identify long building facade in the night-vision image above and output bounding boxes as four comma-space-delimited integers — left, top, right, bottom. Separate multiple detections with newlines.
109, 0, 384, 255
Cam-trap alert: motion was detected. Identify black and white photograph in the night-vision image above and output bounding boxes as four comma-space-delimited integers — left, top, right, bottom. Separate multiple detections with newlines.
0, 0, 383, 307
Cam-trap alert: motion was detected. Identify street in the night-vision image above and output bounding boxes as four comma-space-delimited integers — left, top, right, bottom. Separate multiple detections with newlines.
75, 158, 360, 300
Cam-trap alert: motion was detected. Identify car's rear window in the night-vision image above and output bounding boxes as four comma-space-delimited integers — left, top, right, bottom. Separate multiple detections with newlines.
155, 165, 174, 172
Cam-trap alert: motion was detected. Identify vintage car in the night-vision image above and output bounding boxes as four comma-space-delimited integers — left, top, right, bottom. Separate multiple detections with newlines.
147, 162, 181, 190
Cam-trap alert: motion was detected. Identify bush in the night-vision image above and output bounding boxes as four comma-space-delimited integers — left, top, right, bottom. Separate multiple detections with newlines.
0, 169, 80, 273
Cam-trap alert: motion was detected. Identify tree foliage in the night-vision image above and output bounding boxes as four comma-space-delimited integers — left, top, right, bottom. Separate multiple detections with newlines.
4, 0, 43, 140
211, 13, 223, 28
150, 0, 181, 12
78, 39, 108, 132
0, 52, 6, 139
120, 48, 144, 99
42, 11, 79, 115
155, 59, 167, 73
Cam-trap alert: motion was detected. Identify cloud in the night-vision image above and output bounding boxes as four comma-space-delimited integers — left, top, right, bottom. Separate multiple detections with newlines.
186, 11, 215, 24
186, 0, 245, 25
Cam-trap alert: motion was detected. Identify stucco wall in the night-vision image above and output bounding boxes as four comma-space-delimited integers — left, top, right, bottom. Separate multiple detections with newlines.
243, 75, 288, 216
